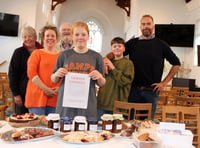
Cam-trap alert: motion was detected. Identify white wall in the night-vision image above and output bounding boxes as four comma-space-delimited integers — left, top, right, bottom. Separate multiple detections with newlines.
126, 0, 200, 86
58, 0, 126, 57
0, 0, 38, 72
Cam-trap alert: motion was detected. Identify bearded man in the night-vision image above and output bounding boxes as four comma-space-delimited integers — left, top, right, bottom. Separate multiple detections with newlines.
124, 15, 181, 119
56, 23, 73, 51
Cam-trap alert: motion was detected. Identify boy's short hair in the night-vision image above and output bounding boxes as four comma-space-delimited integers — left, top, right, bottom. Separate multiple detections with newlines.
111, 37, 125, 46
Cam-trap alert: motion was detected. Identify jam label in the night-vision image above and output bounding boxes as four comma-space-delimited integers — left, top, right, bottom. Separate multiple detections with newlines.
78, 124, 85, 130
105, 124, 112, 130
89, 125, 98, 131
116, 124, 122, 130
64, 124, 71, 130
53, 122, 59, 129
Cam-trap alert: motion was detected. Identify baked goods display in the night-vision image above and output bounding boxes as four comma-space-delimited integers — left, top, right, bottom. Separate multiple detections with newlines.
0, 114, 159, 146
38, 115, 48, 125
8, 113, 40, 127
1, 127, 55, 142
60, 131, 112, 143
120, 119, 155, 137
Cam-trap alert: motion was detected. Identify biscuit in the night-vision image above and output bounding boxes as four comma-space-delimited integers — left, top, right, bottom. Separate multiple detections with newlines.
11, 132, 21, 138
137, 133, 149, 141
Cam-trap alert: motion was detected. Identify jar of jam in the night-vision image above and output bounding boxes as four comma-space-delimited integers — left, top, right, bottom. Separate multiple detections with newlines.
60, 116, 72, 132
87, 118, 98, 131
112, 114, 124, 133
47, 113, 60, 131
73, 116, 87, 131
101, 114, 113, 132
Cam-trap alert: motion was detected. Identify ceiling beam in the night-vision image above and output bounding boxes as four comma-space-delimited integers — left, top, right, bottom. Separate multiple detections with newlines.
51, 0, 66, 11
115, 0, 131, 17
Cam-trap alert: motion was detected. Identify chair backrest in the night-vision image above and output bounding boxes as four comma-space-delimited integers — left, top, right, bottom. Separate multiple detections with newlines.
185, 91, 200, 97
175, 96, 200, 107
171, 86, 189, 96
157, 95, 168, 105
131, 103, 152, 120
0, 105, 7, 120
0, 72, 8, 83
113, 101, 152, 121
159, 90, 176, 96
162, 105, 180, 123
154, 95, 168, 123
163, 84, 172, 90
159, 90, 176, 105
113, 101, 133, 121
3, 90, 15, 114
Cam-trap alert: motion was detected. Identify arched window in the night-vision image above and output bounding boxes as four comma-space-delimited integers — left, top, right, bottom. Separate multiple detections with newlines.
86, 19, 103, 52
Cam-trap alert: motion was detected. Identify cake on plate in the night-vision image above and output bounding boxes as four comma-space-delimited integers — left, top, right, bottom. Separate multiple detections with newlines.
8, 113, 40, 127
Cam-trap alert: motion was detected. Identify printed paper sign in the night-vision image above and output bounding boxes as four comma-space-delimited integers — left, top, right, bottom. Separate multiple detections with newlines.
62, 72, 90, 109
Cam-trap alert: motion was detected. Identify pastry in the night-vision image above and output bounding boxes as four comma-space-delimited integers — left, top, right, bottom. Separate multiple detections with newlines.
137, 133, 149, 141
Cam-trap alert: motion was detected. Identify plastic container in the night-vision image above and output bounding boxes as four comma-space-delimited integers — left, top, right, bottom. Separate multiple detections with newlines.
60, 116, 72, 132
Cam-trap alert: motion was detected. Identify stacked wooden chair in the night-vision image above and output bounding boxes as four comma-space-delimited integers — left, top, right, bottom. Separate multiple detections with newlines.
0, 72, 15, 120
113, 101, 152, 121
159, 89, 177, 105
154, 95, 168, 123
171, 86, 189, 96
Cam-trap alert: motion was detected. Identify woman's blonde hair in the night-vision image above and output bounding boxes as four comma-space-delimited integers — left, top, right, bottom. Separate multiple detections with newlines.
22, 26, 37, 39
72, 21, 89, 35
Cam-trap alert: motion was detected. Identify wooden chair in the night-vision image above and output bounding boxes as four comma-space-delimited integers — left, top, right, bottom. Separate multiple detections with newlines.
185, 91, 200, 97
113, 101, 133, 121
0, 72, 8, 83
163, 84, 172, 90
131, 103, 152, 120
113, 101, 152, 120
154, 95, 168, 123
180, 106, 200, 148
162, 105, 180, 123
0, 105, 7, 120
2, 83, 11, 92
175, 96, 200, 107
171, 86, 189, 96
159, 90, 176, 105
3, 90, 15, 114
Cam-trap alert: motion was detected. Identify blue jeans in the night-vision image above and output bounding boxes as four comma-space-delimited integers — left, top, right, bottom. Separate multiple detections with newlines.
28, 106, 56, 116
128, 87, 159, 119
